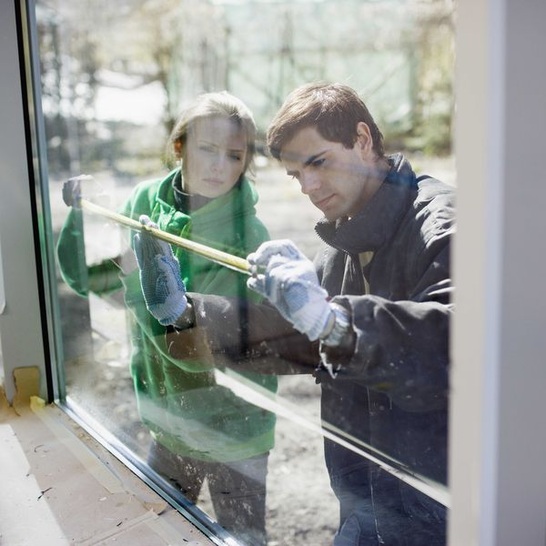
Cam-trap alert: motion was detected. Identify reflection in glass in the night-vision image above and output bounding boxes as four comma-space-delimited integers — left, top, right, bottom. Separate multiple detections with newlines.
56, 92, 278, 546
40, 0, 455, 544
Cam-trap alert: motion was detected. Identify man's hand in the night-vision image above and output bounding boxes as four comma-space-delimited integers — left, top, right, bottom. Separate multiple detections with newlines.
247, 240, 333, 341
133, 215, 188, 326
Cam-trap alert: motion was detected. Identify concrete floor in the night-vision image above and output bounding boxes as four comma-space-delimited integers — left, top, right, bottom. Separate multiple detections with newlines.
0, 375, 215, 546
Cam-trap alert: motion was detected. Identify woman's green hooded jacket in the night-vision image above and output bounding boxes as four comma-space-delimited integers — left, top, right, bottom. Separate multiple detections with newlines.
57, 169, 277, 462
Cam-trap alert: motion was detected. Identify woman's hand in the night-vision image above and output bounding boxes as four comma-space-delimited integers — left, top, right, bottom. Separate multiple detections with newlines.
133, 215, 188, 326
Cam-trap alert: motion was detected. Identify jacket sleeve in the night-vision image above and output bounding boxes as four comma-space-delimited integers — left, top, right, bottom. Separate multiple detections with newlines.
166, 293, 320, 375
56, 208, 123, 297
325, 230, 453, 413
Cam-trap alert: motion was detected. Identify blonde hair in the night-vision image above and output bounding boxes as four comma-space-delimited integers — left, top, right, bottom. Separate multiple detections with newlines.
167, 91, 257, 175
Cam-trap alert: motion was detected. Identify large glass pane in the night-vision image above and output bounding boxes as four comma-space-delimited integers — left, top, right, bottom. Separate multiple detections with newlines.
39, 0, 455, 544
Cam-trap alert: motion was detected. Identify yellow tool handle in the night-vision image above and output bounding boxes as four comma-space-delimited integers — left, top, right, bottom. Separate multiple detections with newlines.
79, 198, 253, 276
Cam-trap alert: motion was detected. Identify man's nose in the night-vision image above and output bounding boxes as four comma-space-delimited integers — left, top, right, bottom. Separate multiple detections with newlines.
299, 172, 321, 194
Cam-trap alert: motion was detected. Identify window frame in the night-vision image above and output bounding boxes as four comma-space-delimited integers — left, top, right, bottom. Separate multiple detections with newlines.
450, 1, 546, 545
2, 1, 546, 545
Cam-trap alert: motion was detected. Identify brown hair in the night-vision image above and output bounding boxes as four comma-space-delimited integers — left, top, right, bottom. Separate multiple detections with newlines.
167, 91, 257, 174
267, 82, 384, 160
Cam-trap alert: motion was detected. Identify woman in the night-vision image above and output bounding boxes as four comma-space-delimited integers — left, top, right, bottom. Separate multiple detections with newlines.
57, 91, 276, 546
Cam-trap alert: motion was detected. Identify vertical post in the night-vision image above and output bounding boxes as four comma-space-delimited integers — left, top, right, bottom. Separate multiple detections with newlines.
0, 1, 47, 402
451, 0, 546, 544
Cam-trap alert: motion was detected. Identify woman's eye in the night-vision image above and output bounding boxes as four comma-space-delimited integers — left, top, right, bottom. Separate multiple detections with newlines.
229, 153, 242, 162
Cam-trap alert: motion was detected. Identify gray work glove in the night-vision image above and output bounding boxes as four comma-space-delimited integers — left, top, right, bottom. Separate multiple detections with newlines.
133, 215, 188, 326
62, 175, 93, 208
62, 174, 108, 209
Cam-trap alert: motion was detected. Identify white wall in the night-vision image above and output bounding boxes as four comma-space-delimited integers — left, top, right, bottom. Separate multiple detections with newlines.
451, 0, 546, 544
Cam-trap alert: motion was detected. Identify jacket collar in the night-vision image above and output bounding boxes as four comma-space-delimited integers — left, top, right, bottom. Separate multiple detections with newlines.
314, 153, 417, 254
152, 168, 259, 232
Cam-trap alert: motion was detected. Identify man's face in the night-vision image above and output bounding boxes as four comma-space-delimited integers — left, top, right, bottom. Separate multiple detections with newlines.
279, 124, 381, 221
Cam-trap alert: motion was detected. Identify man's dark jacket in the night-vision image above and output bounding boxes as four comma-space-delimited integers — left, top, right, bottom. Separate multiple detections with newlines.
167, 154, 455, 544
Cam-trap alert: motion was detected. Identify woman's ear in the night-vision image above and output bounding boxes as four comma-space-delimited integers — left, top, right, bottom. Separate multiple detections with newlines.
173, 139, 183, 159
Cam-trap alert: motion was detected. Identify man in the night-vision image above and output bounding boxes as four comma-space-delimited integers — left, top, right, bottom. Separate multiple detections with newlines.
135, 82, 455, 545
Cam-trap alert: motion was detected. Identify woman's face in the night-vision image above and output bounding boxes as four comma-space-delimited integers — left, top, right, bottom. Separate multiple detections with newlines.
182, 116, 248, 198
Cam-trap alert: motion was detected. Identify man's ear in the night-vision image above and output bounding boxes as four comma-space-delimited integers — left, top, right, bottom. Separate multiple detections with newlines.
355, 122, 373, 155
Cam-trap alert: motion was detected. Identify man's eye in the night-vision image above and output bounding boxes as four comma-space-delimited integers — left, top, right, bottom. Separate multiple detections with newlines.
310, 158, 325, 168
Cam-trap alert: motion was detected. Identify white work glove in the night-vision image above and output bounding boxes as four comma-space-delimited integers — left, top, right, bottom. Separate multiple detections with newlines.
247, 240, 333, 341
133, 215, 188, 326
